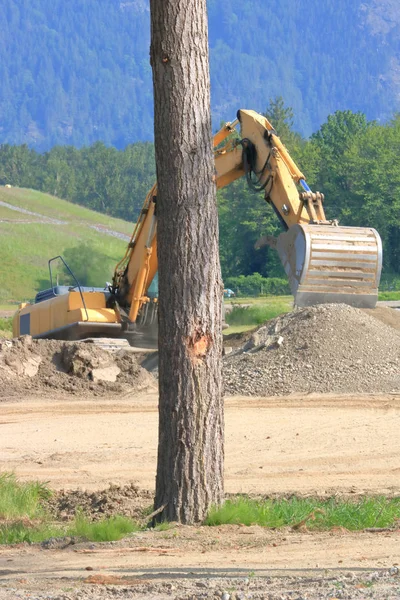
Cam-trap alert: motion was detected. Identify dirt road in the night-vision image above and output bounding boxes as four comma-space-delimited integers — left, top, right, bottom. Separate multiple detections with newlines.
1, 391, 400, 598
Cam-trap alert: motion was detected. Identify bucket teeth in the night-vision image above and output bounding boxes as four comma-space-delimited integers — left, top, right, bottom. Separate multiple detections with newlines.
277, 224, 382, 309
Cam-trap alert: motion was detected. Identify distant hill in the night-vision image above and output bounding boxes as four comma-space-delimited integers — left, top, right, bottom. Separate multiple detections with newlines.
0, 0, 399, 149
0, 186, 133, 304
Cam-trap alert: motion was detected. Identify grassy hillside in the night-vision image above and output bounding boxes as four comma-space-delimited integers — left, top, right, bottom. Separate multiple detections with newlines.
0, 187, 133, 305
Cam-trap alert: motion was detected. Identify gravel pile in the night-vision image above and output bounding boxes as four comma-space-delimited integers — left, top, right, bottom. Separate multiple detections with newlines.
0, 336, 156, 398
224, 304, 400, 396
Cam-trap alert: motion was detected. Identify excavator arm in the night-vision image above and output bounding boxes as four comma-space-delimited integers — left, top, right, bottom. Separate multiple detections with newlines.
114, 109, 382, 327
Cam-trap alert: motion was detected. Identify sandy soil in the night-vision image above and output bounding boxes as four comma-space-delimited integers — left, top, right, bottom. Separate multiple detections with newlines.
1, 391, 400, 598
1, 392, 400, 496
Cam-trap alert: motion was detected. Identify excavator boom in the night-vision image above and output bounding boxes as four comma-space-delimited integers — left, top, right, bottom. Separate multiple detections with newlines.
213, 110, 382, 308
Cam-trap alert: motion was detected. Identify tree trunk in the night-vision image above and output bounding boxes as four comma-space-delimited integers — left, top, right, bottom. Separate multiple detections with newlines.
150, 0, 224, 524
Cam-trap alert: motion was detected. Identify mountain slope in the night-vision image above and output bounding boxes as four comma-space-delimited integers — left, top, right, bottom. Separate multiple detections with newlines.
0, 186, 133, 304
0, 0, 399, 149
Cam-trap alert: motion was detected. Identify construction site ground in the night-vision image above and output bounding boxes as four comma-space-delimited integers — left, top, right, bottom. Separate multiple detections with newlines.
1, 391, 400, 599
0, 303, 400, 598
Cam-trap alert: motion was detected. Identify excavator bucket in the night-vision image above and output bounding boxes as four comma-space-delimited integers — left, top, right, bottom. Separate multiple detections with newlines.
276, 224, 383, 309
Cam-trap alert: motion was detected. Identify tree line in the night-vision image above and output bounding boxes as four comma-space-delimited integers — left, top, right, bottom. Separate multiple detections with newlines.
0, 99, 399, 287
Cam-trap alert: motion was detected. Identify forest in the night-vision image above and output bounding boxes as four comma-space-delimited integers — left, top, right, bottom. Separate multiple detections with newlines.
0, 99, 399, 289
0, 0, 399, 150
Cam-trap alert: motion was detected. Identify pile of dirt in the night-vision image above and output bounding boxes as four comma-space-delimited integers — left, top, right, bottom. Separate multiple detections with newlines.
224, 304, 400, 396
0, 336, 156, 399
45, 483, 152, 522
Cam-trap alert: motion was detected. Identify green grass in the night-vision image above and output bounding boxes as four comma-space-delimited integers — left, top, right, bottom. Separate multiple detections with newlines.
0, 317, 12, 338
225, 299, 292, 327
0, 472, 51, 520
0, 187, 134, 304
0, 522, 65, 545
225, 296, 293, 305
378, 291, 400, 301
0, 473, 138, 544
0, 187, 133, 233
1, 474, 400, 544
205, 497, 400, 531
0, 515, 138, 545
69, 513, 138, 542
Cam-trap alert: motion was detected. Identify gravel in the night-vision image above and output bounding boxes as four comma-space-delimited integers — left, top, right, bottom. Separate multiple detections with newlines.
224, 304, 400, 396
1, 570, 400, 599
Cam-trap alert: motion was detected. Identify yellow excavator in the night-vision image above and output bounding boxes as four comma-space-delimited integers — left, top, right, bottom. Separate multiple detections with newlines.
13, 109, 382, 345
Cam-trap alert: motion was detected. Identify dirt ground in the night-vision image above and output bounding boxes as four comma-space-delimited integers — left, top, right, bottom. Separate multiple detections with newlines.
1, 391, 400, 598
1, 392, 400, 496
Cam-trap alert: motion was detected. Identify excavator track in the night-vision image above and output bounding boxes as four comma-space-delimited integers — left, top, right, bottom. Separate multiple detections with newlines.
277, 224, 382, 309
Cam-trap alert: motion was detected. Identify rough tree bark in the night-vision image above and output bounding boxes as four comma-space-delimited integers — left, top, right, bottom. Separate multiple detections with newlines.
150, 0, 224, 523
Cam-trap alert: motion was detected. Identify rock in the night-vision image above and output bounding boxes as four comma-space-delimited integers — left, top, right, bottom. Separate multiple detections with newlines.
62, 343, 115, 378
91, 365, 121, 383
22, 355, 42, 377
